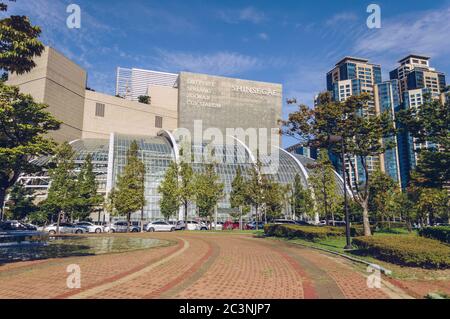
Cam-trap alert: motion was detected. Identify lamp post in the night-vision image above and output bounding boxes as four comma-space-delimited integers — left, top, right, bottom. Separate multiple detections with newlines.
327, 135, 352, 250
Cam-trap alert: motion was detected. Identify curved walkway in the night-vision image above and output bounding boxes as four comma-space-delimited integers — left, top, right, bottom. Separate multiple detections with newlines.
0, 232, 409, 299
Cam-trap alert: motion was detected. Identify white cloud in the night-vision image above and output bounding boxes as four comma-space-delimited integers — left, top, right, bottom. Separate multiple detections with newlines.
258, 32, 269, 40
218, 6, 266, 24
155, 50, 263, 76
326, 12, 358, 26
354, 6, 450, 58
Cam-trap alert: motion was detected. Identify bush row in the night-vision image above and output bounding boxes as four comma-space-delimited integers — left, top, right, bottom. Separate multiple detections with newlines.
264, 224, 344, 241
418, 226, 450, 244
376, 222, 408, 229
350, 224, 376, 237
353, 235, 450, 269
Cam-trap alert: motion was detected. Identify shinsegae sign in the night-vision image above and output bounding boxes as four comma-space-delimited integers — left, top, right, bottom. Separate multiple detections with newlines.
231, 85, 281, 97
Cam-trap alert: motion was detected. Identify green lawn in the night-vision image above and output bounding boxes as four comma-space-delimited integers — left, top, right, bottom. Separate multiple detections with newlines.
272, 229, 450, 280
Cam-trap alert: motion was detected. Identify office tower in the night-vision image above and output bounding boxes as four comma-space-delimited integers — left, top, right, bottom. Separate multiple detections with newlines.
326, 57, 389, 189
390, 55, 447, 187
390, 55, 446, 99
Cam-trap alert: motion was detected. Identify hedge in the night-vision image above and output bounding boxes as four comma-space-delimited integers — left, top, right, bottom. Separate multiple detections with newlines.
419, 226, 450, 244
350, 224, 376, 237
376, 222, 408, 229
264, 224, 344, 241
353, 235, 450, 269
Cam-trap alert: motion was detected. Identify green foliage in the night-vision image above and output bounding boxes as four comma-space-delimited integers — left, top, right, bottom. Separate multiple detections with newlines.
178, 160, 195, 222
308, 151, 342, 223
415, 188, 449, 226
282, 92, 397, 236
264, 223, 344, 241
158, 161, 180, 221
397, 93, 449, 189
194, 163, 224, 220
261, 176, 284, 221
244, 159, 264, 223
291, 174, 314, 220
368, 170, 399, 222
0, 82, 60, 220
4, 183, 37, 220
230, 167, 246, 211
0, 3, 45, 74
75, 154, 103, 221
138, 95, 151, 105
419, 227, 450, 244
40, 142, 78, 226
353, 235, 450, 269
109, 141, 146, 227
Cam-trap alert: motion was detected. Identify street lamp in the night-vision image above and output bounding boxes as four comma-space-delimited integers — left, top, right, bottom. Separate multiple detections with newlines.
312, 135, 352, 250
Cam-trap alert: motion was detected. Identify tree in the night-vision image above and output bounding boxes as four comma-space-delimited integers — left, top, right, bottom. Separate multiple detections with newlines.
138, 95, 151, 105
230, 167, 247, 229
0, 83, 61, 220
194, 163, 224, 226
41, 142, 78, 233
75, 154, 103, 221
415, 188, 449, 226
368, 170, 398, 224
179, 161, 195, 223
0, 2, 45, 74
109, 141, 146, 231
397, 93, 449, 189
291, 174, 314, 221
261, 176, 284, 221
308, 151, 342, 225
4, 182, 36, 220
158, 161, 180, 221
283, 92, 396, 235
244, 159, 264, 229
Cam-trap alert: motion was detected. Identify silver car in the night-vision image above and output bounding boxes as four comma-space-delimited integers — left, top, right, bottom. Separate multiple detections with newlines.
75, 222, 104, 233
44, 223, 86, 235
105, 221, 140, 233
146, 221, 175, 232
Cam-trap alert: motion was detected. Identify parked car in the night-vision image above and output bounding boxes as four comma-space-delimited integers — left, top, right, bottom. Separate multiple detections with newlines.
294, 220, 311, 226
146, 221, 175, 232
210, 221, 224, 231
75, 221, 104, 233
0, 220, 30, 231
246, 221, 265, 230
105, 221, 140, 233
43, 223, 86, 235
273, 219, 297, 225
175, 220, 200, 231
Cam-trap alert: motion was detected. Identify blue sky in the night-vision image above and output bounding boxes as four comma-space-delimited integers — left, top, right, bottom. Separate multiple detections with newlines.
4, 0, 450, 146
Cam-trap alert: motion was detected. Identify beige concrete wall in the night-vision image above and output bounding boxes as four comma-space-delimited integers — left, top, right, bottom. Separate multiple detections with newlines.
7, 47, 86, 143
82, 90, 178, 139
147, 84, 178, 112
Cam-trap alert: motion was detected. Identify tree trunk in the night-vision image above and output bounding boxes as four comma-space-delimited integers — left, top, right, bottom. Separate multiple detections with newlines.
184, 202, 188, 224
56, 211, 62, 235
0, 188, 5, 221
239, 206, 243, 231
361, 202, 372, 236
255, 205, 259, 231
127, 213, 130, 233
140, 208, 144, 232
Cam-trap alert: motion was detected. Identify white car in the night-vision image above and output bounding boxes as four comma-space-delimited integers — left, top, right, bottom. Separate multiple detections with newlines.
44, 223, 86, 235
146, 221, 175, 232
210, 222, 223, 231
175, 220, 201, 231
75, 222, 104, 233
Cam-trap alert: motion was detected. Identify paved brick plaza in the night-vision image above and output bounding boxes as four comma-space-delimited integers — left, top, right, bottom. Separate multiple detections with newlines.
0, 232, 435, 299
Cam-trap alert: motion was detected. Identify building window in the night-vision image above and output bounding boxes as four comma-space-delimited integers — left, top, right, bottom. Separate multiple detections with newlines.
155, 116, 163, 128
95, 103, 105, 117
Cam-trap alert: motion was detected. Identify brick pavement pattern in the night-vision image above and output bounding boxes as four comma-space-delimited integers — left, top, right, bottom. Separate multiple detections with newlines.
0, 233, 413, 299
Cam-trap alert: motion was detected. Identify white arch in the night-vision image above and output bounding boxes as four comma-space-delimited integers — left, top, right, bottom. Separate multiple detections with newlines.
158, 130, 180, 163
226, 135, 257, 165
277, 147, 310, 186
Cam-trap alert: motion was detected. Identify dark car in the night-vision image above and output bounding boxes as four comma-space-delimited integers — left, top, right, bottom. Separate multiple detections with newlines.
246, 221, 265, 230
0, 220, 29, 231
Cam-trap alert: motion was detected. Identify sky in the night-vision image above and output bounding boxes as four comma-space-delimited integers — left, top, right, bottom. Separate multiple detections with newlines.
4, 0, 450, 147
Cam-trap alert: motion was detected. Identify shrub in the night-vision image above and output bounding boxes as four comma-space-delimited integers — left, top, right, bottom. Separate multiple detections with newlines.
353, 235, 450, 269
419, 226, 450, 244
350, 224, 376, 237
264, 224, 344, 241
376, 221, 408, 229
